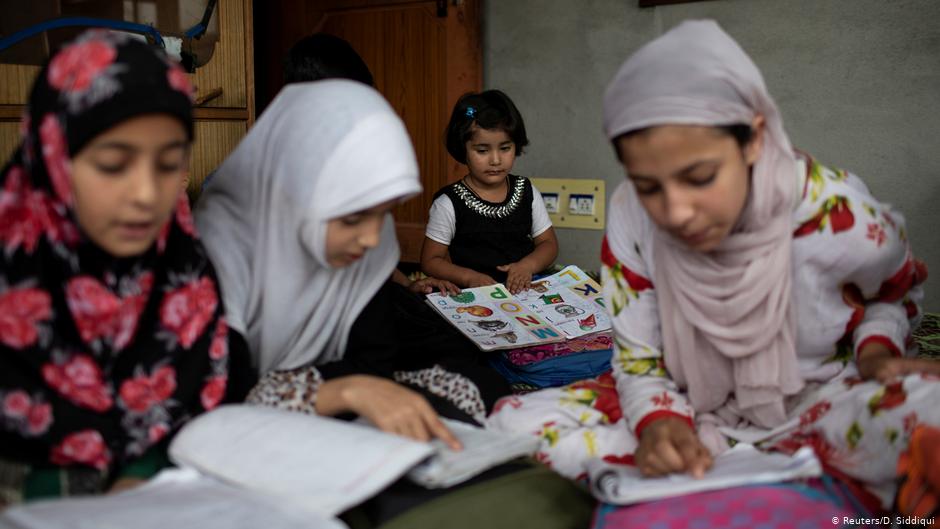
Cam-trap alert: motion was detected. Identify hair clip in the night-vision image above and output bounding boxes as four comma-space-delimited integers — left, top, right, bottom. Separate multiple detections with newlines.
465, 106, 476, 118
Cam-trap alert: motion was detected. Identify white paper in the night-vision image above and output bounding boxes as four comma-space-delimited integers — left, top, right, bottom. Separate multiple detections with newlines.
406, 419, 540, 488
589, 443, 822, 505
0, 468, 346, 529
168, 405, 434, 517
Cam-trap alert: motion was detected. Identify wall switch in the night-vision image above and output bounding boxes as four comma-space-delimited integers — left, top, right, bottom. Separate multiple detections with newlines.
542, 192, 559, 214
568, 194, 595, 215
530, 178, 605, 230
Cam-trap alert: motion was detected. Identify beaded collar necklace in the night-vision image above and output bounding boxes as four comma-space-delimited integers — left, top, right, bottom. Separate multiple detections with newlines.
454, 175, 525, 218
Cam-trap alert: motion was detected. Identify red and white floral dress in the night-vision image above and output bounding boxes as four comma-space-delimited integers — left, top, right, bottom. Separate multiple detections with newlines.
486, 154, 929, 509
0, 31, 252, 501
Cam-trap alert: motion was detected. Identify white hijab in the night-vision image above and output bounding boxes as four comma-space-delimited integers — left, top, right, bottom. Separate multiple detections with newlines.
603, 20, 803, 427
195, 80, 421, 373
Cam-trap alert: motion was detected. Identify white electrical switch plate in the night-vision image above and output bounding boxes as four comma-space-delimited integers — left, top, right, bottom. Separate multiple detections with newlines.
542, 193, 559, 214
529, 178, 605, 230
568, 194, 595, 215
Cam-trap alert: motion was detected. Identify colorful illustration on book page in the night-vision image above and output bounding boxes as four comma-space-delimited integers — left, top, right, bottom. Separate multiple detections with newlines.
515, 265, 612, 339
429, 284, 565, 351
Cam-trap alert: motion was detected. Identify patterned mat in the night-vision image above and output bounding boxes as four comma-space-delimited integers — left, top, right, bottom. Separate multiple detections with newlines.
915, 313, 940, 358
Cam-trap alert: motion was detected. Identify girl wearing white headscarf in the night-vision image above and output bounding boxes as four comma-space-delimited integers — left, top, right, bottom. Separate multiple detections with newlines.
487, 20, 934, 509
196, 80, 512, 446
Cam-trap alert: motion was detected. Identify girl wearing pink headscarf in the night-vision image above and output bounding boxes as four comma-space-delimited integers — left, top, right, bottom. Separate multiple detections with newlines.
487, 19, 933, 509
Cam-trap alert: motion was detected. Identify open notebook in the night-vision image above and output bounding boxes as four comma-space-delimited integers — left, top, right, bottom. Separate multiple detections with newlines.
168, 404, 539, 513
589, 443, 822, 505
1, 405, 539, 528
0, 468, 346, 529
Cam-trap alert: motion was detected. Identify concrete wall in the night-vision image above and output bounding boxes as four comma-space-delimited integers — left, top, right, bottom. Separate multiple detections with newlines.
483, 0, 940, 309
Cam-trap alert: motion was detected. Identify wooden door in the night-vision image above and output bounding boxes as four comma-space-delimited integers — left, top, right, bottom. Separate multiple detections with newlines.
254, 0, 482, 262
0, 0, 255, 198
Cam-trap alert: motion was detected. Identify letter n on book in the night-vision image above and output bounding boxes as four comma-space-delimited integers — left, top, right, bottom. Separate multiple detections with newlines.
516, 314, 542, 327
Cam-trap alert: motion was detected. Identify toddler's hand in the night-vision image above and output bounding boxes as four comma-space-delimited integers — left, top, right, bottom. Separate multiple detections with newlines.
467, 273, 498, 288
410, 277, 461, 296
497, 263, 532, 294
635, 416, 712, 478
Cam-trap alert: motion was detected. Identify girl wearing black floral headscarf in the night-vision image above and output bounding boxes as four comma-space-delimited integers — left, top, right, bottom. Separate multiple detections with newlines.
0, 30, 253, 504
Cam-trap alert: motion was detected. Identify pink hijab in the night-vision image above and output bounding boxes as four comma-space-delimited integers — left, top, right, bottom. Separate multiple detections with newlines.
602, 20, 803, 427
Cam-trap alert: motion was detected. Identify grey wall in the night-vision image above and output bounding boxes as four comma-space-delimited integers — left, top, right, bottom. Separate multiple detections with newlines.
484, 0, 940, 310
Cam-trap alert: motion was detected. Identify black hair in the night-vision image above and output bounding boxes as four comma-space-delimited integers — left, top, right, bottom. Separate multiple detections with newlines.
717, 124, 754, 148
283, 33, 374, 86
612, 123, 754, 161
444, 89, 529, 164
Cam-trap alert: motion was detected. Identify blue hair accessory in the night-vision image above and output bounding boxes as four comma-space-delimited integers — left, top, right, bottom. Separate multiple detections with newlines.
465, 106, 476, 118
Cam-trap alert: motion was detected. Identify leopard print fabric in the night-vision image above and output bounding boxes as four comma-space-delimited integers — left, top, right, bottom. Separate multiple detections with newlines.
246, 365, 322, 415
246, 363, 487, 424
394, 365, 487, 424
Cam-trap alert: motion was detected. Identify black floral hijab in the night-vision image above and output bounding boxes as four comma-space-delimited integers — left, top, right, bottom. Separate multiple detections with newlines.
0, 31, 247, 475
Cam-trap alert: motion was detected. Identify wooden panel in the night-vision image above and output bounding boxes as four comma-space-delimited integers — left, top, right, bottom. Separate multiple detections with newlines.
639, 0, 716, 5
0, 105, 26, 120
0, 0, 248, 109
318, 3, 448, 228
253, 0, 481, 261
0, 65, 41, 106
444, 0, 482, 185
193, 108, 249, 120
0, 102, 251, 123
0, 121, 21, 162
0, 118, 247, 201
395, 221, 429, 264
243, 0, 256, 125
187, 120, 247, 197
190, 0, 248, 109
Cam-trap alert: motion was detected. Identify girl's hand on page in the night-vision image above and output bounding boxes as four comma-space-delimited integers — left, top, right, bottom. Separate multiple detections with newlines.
859, 354, 940, 384
496, 263, 532, 294
466, 273, 498, 288
635, 416, 712, 478
410, 277, 461, 296
856, 341, 940, 384
342, 375, 462, 451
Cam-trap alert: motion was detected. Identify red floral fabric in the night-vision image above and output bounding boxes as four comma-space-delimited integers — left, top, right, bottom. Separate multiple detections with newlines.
0, 165, 77, 254
0, 31, 248, 478
47, 40, 116, 93
66, 272, 153, 350
42, 354, 113, 412
38, 114, 72, 205
0, 285, 52, 349
200, 376, 227, 411
166, 65, 195, 102
160, 277, 219, 349
50, 430, 111, 470
119, 365, 177, 413
1, 391, 53, 436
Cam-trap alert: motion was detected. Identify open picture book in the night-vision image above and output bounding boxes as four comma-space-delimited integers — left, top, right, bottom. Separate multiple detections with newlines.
426, 265, 611, 351
1, 405, 539, 529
